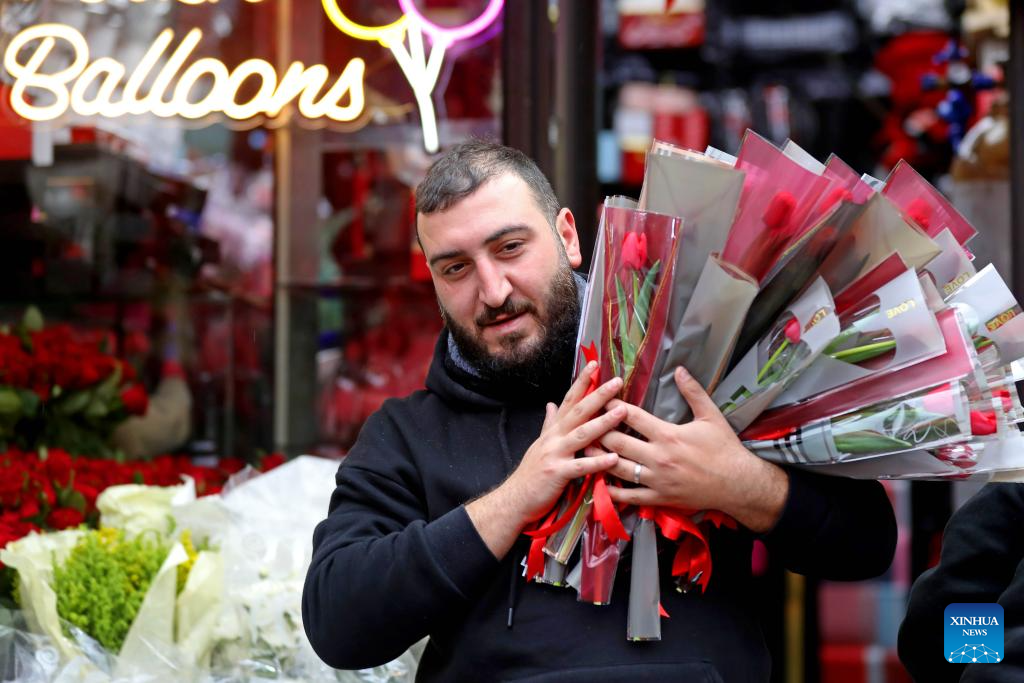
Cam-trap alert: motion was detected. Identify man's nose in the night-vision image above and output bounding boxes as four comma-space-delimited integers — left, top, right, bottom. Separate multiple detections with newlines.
477, 260, 513, 308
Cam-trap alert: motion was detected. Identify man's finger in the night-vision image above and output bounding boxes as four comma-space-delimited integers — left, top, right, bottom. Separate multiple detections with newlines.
674, 366, 721, 422
607, 484, 660, 507
599, 429, 656, 467
604, 399, 663, 440
560, 361, 599, 411
558, 375, 622, 432
541, 402, 557, 431
559, 452, 618, 480
607, 457, 653, 485
563, 406, 626, 448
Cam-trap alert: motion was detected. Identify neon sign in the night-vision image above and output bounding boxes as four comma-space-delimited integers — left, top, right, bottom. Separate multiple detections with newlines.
3, 1, 503, 152
321, 0, 503, 152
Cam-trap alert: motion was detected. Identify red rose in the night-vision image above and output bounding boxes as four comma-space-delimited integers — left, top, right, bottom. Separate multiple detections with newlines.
0, 466, 25, 507
218, 457, 246, 475
31, 476, 56, 507
970, 410, 998, 436
783, 318, 801, 345
43, 448, 74, 487
77, 362, 101, 388
73, 482, 100, 509
46, 507, 84, 530
0, 517, 39, 563
260, 453, 286, 471
17, 496, 40, 519
762, 191, 797, 235
620, 232, 648, 271
120, 384, 149, 416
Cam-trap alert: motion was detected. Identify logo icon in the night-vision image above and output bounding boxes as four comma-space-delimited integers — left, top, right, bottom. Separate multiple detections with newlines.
945, 603, 1003, 663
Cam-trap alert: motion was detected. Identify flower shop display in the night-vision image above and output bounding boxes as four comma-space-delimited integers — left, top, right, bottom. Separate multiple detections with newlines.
1, 457, 417, 682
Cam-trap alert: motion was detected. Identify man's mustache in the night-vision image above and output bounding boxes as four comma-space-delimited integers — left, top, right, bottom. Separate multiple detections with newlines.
476, 299, 537, 328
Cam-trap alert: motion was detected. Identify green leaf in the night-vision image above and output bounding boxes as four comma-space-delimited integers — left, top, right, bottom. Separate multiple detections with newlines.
16, 389, 40, 417
833, 430, 912, 455
829, 339, 896, 365
632, 272, 640, 315
92, 364, 123, 403
56, 390, 92, 416
83, 395, 110, 420
634, 260, 662, 337
64, 489, 87, 514
616, 276, 635, 374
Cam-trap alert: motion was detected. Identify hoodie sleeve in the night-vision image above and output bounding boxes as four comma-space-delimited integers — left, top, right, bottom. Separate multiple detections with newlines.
761, 467, 896, 580
302, 406, 500, 670
898, 483, 1024, 683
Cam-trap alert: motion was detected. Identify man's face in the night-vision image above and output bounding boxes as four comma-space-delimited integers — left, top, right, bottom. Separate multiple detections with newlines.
418, 173, 583, 375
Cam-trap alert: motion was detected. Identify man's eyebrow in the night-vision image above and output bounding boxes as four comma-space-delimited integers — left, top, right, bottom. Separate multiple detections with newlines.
428, 224, 534, 267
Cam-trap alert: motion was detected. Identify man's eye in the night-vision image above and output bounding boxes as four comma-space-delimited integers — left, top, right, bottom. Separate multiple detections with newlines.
501, 242, 524, 254
444, 263, 466, 276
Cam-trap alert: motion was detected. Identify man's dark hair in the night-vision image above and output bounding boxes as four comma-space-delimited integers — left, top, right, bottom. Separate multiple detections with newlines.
415, 140, 560, 233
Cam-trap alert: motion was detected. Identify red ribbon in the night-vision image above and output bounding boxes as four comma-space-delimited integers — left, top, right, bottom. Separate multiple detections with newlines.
523, 476, 594, 581
580, 342, 600, 396
592, 473, 630, 543
645, 506, 736, 593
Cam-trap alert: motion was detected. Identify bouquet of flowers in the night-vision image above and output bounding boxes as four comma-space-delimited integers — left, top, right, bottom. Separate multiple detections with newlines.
0, 308, 148, 460
526, 129, 1024, 641
1, 479, 218, 680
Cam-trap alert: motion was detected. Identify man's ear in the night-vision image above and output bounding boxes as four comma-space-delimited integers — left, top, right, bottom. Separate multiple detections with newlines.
555, 208, 583, 268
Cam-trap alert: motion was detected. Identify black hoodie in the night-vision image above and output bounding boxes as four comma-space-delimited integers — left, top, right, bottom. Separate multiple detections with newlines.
898, 483, 1024, 682
303, 328, 897, 682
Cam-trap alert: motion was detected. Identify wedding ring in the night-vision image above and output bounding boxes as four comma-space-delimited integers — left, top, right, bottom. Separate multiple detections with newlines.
633, 462, 643, 485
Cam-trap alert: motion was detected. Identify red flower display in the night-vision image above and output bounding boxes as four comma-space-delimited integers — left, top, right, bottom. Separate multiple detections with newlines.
0, 309, 151, 458
0, 448, 288, 569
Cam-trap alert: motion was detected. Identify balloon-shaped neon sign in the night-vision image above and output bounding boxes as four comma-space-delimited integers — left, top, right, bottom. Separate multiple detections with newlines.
323, 0, 504, 152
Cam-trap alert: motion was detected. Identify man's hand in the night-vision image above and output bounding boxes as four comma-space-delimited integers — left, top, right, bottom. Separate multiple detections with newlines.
466, 361, 625, 559
589, 366, 789, 534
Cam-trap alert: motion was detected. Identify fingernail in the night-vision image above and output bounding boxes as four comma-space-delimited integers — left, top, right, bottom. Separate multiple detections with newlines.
606, 453, 618, 462
588, 361, 598, 371
677, 366, 689, 378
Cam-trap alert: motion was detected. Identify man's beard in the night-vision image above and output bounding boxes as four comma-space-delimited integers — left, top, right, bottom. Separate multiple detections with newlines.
442, 261, 580, 388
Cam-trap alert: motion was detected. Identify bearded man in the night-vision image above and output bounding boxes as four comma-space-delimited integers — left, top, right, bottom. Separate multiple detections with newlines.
303, 140, 897, 682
